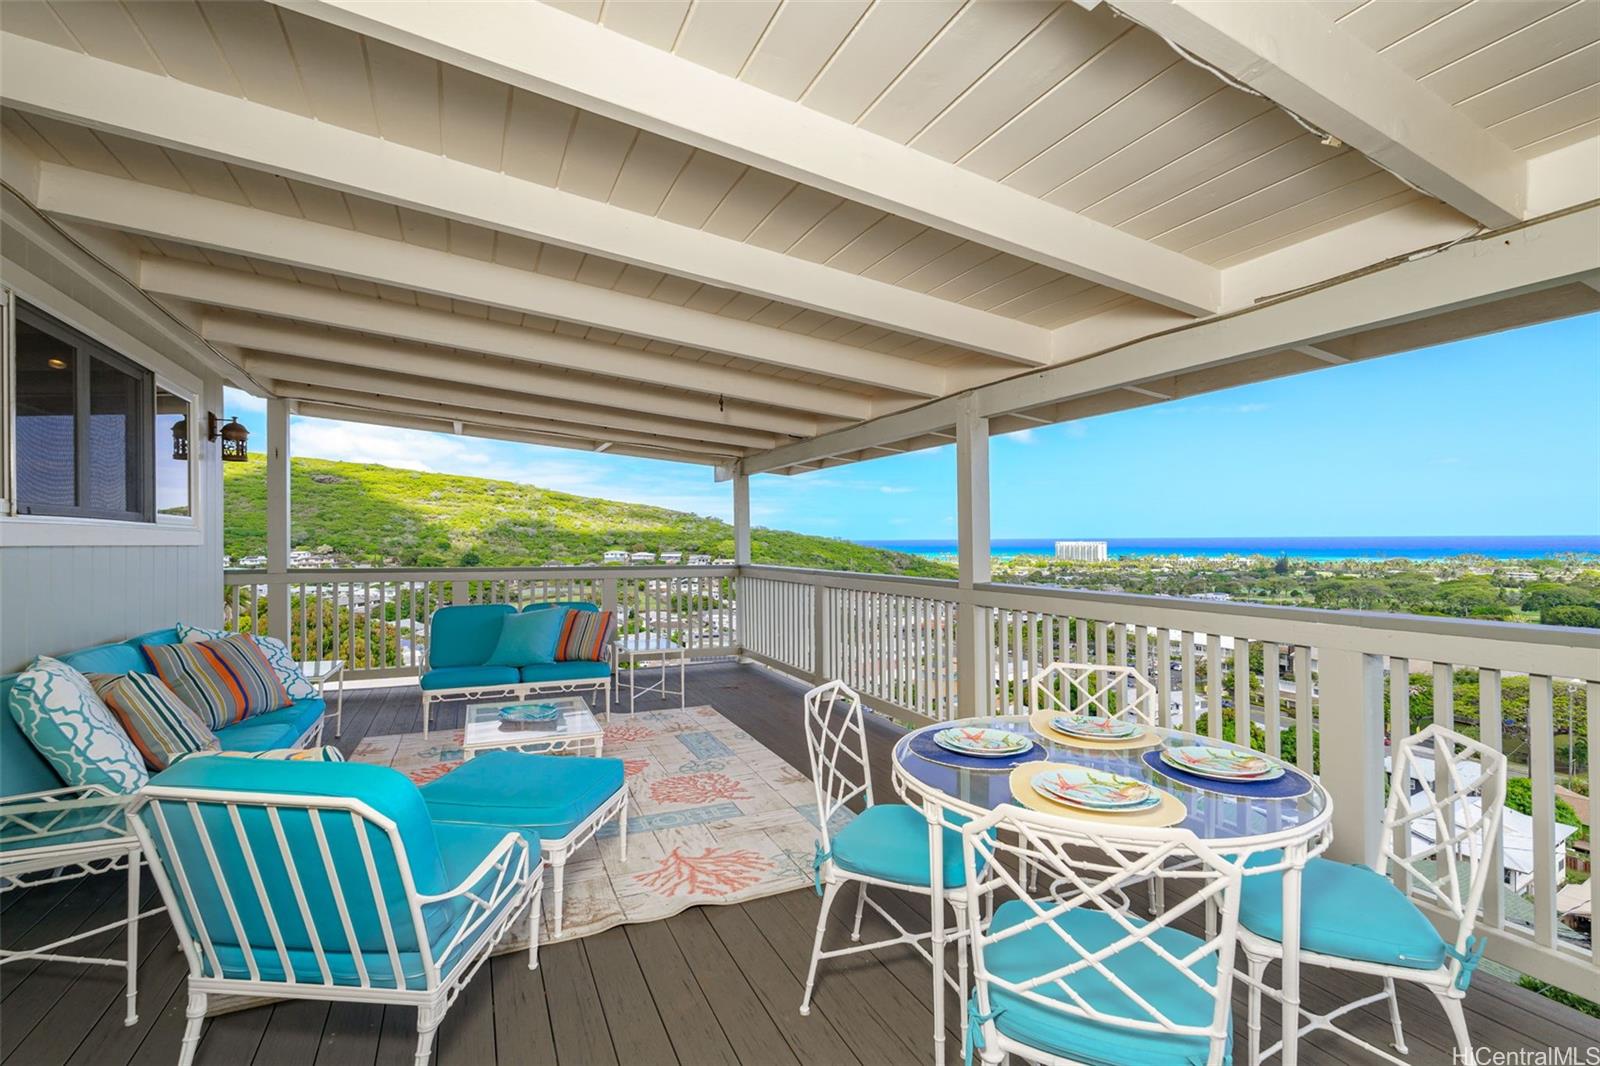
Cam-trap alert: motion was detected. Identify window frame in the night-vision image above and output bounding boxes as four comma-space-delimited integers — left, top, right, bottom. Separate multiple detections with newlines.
153, 379, 197, 525
13, 300, 155, 522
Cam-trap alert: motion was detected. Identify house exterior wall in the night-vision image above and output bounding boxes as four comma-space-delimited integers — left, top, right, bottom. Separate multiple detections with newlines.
1, 191, 228, 673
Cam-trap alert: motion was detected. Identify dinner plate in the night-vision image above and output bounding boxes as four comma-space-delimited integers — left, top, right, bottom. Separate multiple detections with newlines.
1029, 767, 1157, 811
932, 727, 1033, 758
1161, 745, 1282, 780
1050, 713, 1141, 739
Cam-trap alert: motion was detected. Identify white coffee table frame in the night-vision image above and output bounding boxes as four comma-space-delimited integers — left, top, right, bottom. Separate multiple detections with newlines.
461, 697, 605, 759
298, 658, 345, 738
613, 633, 687, 712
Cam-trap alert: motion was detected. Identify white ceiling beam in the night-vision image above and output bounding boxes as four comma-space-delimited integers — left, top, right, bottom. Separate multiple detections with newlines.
246, 353, 784, 451
1, 32, 1041, 367
275, 381, 745, 458
288, 399, 722, 467
747, 205, 1600, 473
1104, 0, 1526, 229
214, 318, 818, 437
28, 163, 939, 398
141, 259, 876, 417
276, 0, 1219, 318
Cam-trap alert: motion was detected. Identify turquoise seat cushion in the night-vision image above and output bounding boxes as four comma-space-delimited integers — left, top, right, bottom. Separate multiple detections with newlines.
980, 901, 1228, 1066
142, 758, 463, 988
420, 750, 625, 840
419, 665, 522, 693
1240, 854, 1447, 970
520, 660, 611, 683
215, 698, 325, 752
427, 604, 519, 669
829, 803, 968, 890
484, 609, 568, 667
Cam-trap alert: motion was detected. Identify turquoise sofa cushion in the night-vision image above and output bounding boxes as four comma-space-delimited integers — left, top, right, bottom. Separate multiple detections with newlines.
980, 900, 1228, 1066
427, 604, 519, 669
420, 750, 625, 840
419, 665, 521, 693
142, 757, 462, 988
830, 803, 968, 890
484, 609, 567, 667
8, 656, 148, 795
524, 600, 598, 614
520, 660, 611, 683
1239, 853, 1447, 970
215, 698, 326, 752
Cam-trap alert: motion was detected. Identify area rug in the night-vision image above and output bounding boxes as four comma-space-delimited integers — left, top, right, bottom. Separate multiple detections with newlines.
350, 705, 833, 947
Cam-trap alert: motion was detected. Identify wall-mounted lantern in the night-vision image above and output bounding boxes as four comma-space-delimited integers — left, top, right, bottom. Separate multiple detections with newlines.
204, 413, 251, 462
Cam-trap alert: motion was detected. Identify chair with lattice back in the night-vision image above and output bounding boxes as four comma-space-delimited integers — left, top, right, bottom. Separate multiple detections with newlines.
1029, 661, 1159, 727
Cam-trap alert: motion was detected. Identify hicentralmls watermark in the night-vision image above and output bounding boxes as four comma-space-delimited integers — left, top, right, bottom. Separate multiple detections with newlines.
1455, 1049, 1600, 1065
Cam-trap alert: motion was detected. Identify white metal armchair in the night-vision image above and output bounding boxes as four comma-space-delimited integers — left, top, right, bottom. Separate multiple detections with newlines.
128, 757, 543, 1066
1029, 661, 1159, 727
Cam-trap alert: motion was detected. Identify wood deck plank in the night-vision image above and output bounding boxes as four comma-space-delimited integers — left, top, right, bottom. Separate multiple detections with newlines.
621, 918, 742, 1066
660, 910, 801, 1066
581, 926, 679, 1066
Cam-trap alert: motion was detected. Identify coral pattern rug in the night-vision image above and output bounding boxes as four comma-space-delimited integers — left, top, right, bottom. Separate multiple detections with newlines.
350, 705, 827, 946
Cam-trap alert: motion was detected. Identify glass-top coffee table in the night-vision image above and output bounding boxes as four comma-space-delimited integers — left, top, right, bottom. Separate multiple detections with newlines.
462, 696, 605, 760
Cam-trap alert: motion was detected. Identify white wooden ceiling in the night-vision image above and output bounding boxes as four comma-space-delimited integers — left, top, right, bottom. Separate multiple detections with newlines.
1, 0, 1596, 470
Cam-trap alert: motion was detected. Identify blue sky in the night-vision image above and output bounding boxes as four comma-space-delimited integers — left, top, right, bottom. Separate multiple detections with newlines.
225, 311, 1600, 540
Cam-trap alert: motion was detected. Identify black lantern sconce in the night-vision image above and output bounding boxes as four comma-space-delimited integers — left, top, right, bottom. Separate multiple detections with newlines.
201, 413, 252, 463
170, 414, 189, 461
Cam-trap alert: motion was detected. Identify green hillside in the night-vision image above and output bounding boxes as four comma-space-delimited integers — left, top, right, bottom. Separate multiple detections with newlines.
223, 454, 954, 578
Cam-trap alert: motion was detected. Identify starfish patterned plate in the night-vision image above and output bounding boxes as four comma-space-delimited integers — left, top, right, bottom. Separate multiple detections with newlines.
1050, 713, 1141, 740
932, 727, 1033, 758
1161, 744, 1285, 781
1030, 767, 1160, 812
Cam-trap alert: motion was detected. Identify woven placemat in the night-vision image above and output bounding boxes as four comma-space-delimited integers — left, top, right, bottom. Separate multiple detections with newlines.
1008, 762, 1187, 828
1029, 710, 1163, 752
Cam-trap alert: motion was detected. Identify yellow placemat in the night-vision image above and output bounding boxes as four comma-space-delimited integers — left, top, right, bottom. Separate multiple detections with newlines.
1008, 762, 1188, 828
1029, 710, 1164, 752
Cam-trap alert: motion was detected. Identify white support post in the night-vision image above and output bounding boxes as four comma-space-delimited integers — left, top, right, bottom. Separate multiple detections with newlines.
1317, 648, 1386, 867
265, 397, 291, 644
732, 469, 751, 566
955, 398, 990, 719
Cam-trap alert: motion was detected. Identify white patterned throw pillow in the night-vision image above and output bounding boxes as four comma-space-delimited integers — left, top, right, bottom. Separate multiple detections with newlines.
7, 656, 148, 794
178, 624, 317, 701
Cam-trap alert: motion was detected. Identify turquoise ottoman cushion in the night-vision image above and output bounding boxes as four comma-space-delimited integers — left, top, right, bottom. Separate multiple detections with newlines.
1240, 853, 1447, 970
420, 750, 624, 839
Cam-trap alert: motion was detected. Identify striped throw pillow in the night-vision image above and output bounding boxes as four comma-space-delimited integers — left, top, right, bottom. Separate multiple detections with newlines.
195, 746, 345, 763
144, 635, 291, 729
555, 609, 616, 662
89, 672, 219, 770
179, 625, 317, 701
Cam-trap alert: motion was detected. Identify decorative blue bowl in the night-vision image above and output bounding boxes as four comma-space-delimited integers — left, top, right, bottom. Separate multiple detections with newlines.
498, 702, 562, 723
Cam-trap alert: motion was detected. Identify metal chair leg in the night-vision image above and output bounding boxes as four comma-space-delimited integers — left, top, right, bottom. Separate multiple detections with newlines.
800, 880, 841, 1016
1384, 977, 1408, 1054
850, 884, 867, 942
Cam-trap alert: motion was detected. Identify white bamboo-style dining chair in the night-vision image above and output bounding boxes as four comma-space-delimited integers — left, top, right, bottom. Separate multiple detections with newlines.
1029, 661, 1160, 727
1238, 724, 1506, 1065
958, 802, 1245, 1066
800, 680, 974, 1028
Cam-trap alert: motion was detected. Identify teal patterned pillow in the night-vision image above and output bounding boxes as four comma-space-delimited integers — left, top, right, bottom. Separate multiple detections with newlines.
7, 656, 148, 794
178, 624, 316, 701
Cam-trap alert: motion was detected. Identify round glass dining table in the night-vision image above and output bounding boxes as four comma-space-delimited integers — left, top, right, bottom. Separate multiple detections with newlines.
890, 715, 1334, 1066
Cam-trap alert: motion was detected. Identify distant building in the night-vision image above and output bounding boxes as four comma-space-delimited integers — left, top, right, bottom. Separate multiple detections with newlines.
712, 558, 735, 566
660, 551, 683, 564
688, 554, 712, 566
630, 551, 657, 563
1503, 570, 1538, 583
602, 550, 629, 563
1054, 540, 1108, 562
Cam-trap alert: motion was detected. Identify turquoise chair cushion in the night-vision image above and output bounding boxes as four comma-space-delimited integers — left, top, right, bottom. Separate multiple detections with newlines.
419, 665, 522, 693
142, 757, 456, 980
215, 698, 326, 752
524, 601, 598, 614
830, 803, 968, 890
1239, 853, 1447, 970
420, 750, 625, 840
484, 609, 567, 667
427, 604, 519, 669
520, 660, 611, 683
980, 901, 1228, 1066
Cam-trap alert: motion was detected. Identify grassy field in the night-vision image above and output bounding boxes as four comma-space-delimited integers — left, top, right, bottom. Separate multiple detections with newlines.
223, 454, 955, 578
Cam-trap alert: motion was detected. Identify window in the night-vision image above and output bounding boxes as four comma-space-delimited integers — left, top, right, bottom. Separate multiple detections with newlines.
14, 302, 154, 521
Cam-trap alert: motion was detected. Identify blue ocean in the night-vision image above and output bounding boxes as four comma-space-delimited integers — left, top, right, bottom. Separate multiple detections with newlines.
857, 536, 1600, 562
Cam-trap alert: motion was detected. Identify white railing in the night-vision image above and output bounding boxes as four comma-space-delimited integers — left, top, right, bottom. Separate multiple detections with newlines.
222, 565, 738, 678
741, 564, 1600, 996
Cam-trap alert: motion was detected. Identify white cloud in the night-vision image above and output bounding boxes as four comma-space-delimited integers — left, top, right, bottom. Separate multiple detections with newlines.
878, 485, 914, 494
223, 387, 267, 415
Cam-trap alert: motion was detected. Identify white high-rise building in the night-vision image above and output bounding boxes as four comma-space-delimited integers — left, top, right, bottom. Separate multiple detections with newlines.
1054, 540, 1108, 562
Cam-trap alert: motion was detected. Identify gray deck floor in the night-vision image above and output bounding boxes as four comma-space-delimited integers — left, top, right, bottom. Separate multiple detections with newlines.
3, 663, 1595, 1065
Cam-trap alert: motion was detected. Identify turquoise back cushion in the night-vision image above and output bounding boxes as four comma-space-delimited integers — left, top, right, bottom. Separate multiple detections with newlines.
524, 600, 598, 614
427, 604, 519, 669
141, 758, 454, 962
484, 608, 568, 667
1, 629, 180, 797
